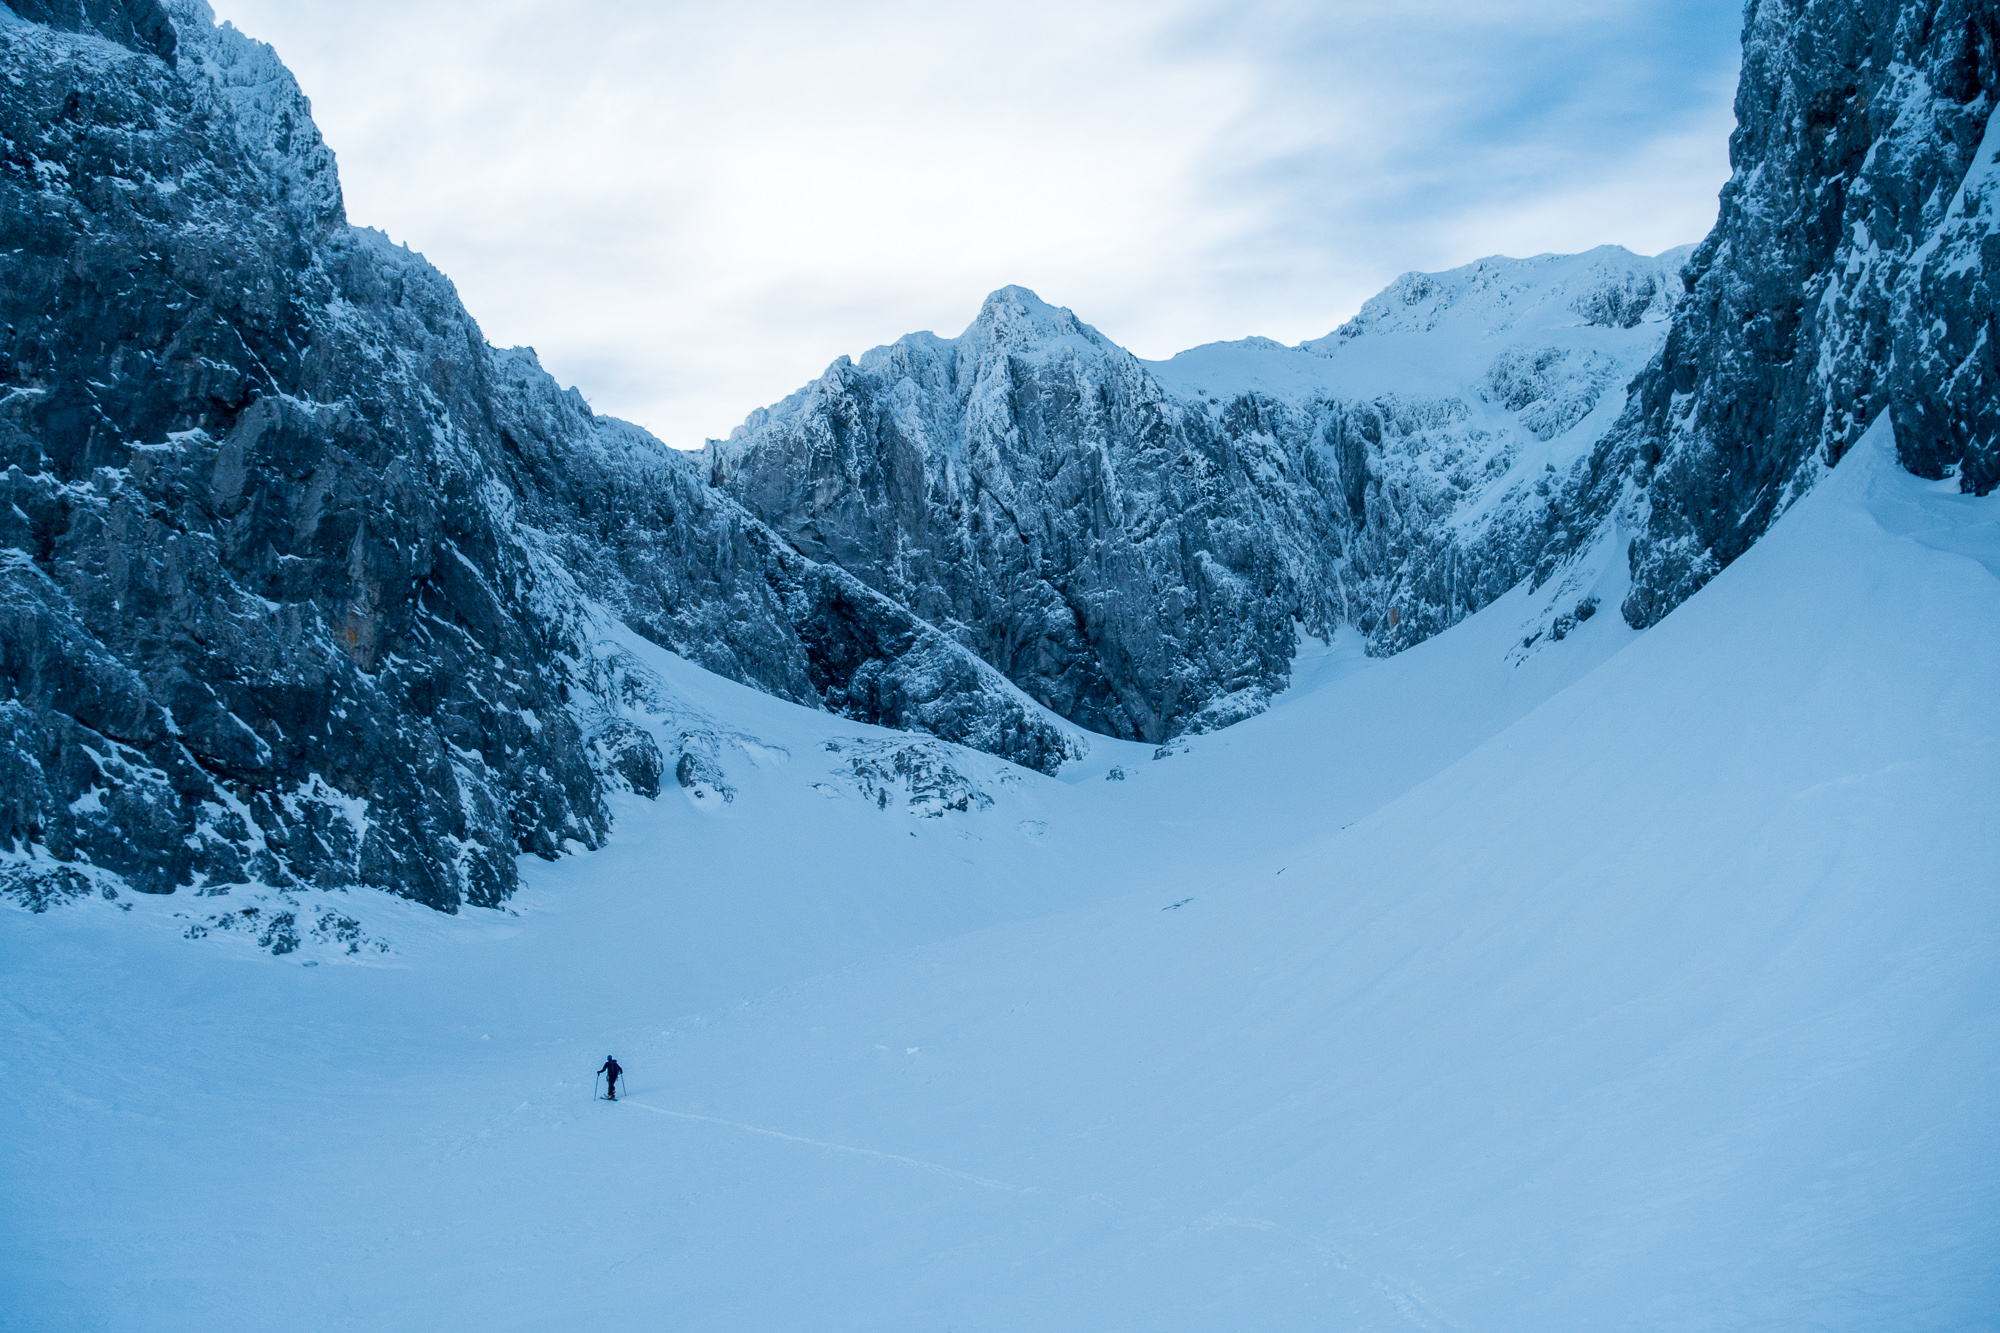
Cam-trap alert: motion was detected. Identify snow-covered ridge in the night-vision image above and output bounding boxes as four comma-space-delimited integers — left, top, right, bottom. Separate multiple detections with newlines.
163, 0, 345, 224
0, 1, 1080, 914
1150, 245, 1689, 406
724, 284, 1131, 450
707, 245, 1694, 742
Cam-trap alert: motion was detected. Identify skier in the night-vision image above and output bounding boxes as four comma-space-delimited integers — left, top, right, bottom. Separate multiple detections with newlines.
598, 1055, 623, 1101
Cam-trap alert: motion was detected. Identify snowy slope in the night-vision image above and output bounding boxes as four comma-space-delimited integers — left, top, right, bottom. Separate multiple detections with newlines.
0, 3, 1086, 920
3, 418, 1995, 1330
1150, 245, 1691, 407
1149, 245, 1692, 526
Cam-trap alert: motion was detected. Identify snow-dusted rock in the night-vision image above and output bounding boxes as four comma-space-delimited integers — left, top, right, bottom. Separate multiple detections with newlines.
2, 0, 1989, 915
823, 735, 1007, 818
710, 249, 1687, 736
0, 1, 1073, 910
706, 286, 1337, 743
1599, 0, 2000, 626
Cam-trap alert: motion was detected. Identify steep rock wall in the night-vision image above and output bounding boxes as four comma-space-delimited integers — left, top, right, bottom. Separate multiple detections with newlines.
713, 0, 1996, 728
711, 251, 1686, 740
1609, 0, 1999, 626
0, 1, 1072, 910
707, 289, 1350, 742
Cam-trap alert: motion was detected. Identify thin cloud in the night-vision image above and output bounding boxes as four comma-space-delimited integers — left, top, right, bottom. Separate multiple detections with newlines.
207, 0, 1740, 446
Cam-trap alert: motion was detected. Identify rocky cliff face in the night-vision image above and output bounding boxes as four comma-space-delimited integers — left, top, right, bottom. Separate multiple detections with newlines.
3, 0, 1990, 913
1604, 0, 1998, 626
707, 288, 1346, 742
710, 0, 1997, 735
709, 250, 1687, 741
0, 0, 1072, 911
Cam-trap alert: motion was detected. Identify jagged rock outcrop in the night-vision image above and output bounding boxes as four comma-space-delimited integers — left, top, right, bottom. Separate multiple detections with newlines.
0, 0, 1072, 910
709, 250, 1687, 738
711, 0, 1997, 727
1270, 248, 1688, 657
1603, 0, 1999, 626
706, 288, 1350, 741
3, 0, 1988, 913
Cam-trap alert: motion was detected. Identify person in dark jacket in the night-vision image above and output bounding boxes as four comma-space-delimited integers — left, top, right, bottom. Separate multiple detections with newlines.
598, 1056, 622, 1101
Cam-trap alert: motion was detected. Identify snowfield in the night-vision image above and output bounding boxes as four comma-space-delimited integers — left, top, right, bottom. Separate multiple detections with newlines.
4, 417, 1995, 1330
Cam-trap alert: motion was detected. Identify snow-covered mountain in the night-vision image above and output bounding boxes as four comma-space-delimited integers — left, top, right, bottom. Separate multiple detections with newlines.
1, 0, 1994, 919
3, 0, 1997, 1326
708, 247, 1689, 740
0, 0, 1074, 913
7, 416, 1993, 1329
708, 0, 2000, 735
0, 0, 1989, 906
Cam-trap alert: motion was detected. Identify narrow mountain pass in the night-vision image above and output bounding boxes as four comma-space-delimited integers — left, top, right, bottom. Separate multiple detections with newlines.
5, 422, 1992, 1331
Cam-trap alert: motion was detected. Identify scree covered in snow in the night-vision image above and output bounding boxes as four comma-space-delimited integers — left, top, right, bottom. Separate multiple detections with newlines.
3, 415, 1994, 1329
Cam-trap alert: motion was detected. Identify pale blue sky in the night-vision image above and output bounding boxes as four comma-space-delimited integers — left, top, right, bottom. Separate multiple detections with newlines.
208, 0, 1744, 446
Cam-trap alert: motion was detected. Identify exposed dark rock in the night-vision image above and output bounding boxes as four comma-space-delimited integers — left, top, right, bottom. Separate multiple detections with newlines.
673, 743, 731, 804
0, 861, 98, 911
2, 0, 1989, 917
1600, 0, 1999, 627
6, 0, 178, 63
708, 253, 1684, 739
0, 2, 1075, 911
595, 720, 663, 799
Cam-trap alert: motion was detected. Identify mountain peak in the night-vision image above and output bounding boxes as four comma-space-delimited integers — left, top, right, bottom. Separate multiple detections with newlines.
960, 285, 1110, 358
975, 283, 1058, 318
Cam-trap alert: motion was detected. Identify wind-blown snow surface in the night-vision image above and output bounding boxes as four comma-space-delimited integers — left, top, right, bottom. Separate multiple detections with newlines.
4, 419, 1995, 1329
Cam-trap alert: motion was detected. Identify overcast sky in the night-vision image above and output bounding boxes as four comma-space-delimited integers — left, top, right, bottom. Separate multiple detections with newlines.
206, 0, 1744, 448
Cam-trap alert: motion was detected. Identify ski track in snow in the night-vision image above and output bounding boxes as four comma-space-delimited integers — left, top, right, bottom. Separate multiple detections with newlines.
3, 418, 1996, 1331
620, 1101, 1031, 1194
